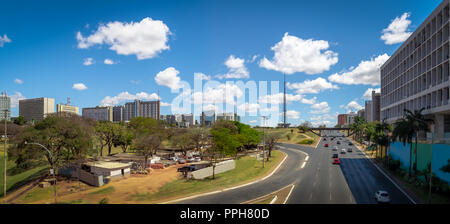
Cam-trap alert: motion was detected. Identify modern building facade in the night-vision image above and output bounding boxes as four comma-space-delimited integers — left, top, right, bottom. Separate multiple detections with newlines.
113, 106, 124, 122
372, 91, 381, 122
380, 0, 450, 140
216, 112, 240, 122
182, 113, 194, 126
82, 106, 113, 122
337, 114, 348, 126
347, 112, 357, 126
123, 100, 160, 121
357, 109, 365, 120
56, 104, 79, 116
19, 97, 55, 122
0, 92, 11, 121
365, 100, 373, 122
200, 110, 215, 126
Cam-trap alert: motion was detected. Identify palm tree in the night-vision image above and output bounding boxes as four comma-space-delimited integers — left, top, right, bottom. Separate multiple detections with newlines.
392, 118, 414, 177
403, 108, 434, 175
375, 119, 391, 159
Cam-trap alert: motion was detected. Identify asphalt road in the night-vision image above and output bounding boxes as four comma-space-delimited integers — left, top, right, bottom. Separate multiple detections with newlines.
176, 130, 413, 204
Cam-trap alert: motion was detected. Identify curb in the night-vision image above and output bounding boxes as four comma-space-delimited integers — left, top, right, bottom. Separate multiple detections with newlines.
160, 150, 289, 204
352, 140, 418, 204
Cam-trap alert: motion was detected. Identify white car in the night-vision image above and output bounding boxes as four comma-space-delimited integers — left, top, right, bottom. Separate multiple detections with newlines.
341, 148, 346, 154
375, 190, 390, 203
333, 146, 338, 151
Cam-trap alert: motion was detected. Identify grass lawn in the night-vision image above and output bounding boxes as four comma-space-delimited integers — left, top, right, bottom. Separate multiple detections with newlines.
130, 150, 284, 203
88, 186, 115, 195
21, 185, 60, 203
0, 145, 49, 198
256, 128, 318, 145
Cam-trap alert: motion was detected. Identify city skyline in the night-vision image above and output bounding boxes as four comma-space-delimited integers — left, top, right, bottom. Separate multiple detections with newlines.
0, 0, 443, 127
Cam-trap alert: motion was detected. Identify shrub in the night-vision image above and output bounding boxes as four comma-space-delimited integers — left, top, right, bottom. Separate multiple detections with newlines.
298, 139, 314, 145
286, 134, 291, 141
99, 198, 109, 204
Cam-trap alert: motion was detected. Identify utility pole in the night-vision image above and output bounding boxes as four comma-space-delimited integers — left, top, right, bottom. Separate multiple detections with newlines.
283, 74, 286, 128
3, 109, 7, 203
262, 116, 267, 168
428, 132, 434, 204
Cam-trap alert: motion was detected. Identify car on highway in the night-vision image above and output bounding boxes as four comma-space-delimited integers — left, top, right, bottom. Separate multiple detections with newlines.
336, 141, 341, 145
348, 142, 354, 146
341, 149, 346, 154
324, 138, 327, 141
324, 143, 329, 147
333, 146, 338, 150
347, 148, 353, 153
177, 158, 186, 164
332, 153, 338, 158
333, 158, 341, 165
375, 190, 390, 203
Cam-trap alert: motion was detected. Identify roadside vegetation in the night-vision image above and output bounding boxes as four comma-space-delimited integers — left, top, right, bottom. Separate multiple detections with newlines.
349, 108, 450, 203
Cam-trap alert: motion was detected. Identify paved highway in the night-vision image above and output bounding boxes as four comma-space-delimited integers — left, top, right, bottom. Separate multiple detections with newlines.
176, 130, 413, 204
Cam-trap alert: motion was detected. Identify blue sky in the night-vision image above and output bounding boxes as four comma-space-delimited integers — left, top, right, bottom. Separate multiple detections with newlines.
0, 0, 443, 126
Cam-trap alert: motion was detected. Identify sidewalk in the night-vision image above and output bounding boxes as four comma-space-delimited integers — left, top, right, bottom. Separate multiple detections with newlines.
350, 138, 423, 204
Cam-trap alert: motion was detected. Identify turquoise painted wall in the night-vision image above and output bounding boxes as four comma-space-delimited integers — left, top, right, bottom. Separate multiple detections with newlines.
389, 141, 450, 184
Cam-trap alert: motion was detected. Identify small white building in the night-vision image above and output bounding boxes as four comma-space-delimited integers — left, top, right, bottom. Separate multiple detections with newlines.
83, 161, 132, 179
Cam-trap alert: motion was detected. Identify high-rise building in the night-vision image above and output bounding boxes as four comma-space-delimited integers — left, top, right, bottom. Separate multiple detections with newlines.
123, 100, 160, 121
201, 110, 215, 126
182, 113, 194, 126
372, 91, 381, 122
19, 97, 55, 122
82, 106, 113, 121
357, 109, 365, 120
57, 104, 79, 116
347, 112, 357, 126
380, 0, 450, 139
216, 112, 240, 122
337, 114, 348, 126
365, 100, 373, 122
113, 106, 124, 122
0, 92, 11, 121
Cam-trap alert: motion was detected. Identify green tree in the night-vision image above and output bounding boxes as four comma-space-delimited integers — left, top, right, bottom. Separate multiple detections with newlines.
171, 131, 195, 156
13, 115, 27, 126
403, 108, 434, 175
113, 123, 134, 153
189, 128, 210, 155
210, 127, 241, 179
264, 132, 281, 160
95, 121, 119, 156
134, 134, 161, 168
392, 118, 414, 177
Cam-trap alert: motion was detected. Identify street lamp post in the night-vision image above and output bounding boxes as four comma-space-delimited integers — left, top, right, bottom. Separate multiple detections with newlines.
25, 142, 57, 204
3, 109, 8, 203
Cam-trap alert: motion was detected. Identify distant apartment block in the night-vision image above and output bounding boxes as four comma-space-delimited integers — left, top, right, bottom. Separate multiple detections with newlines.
337, 114, 348, 126
82, 106, 113, 122
216, 112, 240, 122
57, 104, 79, 115
123, 100, 160, 121
182, 113, 194, 127
347, 112, 357, 126
372, 91, 381, 122
113, 105, 124, 122
0, 92, 11, 121
380, 0, 450, 140
201, 110, 216, 126
365, 100, 373, 122
357, 109, 365, 120
19, 97, 55, 122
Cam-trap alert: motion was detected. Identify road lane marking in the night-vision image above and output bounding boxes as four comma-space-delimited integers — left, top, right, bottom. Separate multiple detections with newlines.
354, 143, 417, 204
330, 192, 332, 201
305, 156, 309, 161
283, 184, 296, 204
161, 149, 289, 204
301, 161, 306, 169
269, 195, 278, 204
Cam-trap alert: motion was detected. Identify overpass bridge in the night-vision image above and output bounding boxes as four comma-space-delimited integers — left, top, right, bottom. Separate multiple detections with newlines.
309, 128, 354, 137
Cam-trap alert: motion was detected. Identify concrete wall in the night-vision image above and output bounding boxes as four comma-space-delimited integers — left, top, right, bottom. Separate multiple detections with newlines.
79, 169, 103, 187
188, 160, 235, 180
389, 141, 450, 183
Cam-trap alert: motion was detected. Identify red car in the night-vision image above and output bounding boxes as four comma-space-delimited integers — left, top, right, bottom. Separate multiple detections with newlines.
333, 158, 341, 165
324, 143, 329, 147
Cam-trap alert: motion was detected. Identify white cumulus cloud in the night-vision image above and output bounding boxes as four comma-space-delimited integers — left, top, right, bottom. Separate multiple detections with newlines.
238, 103, 260, 113
216, 55, 250, 79
310, 102, 331, 114
345, 101, 363, 112
259, 32, 338, 75
362, 88, 381, 100
100, 91, 160, 106
0, 34, 11, 47
10, 92, 26, 108
76, 17, 171, 60
328, 54, 390, 86
14, 78, 23, 84
155, 67, 181, 91
104, 58, 115, 64
72, 83, 88, 91
259, 93, 316, 105
287, 77, 339, 94
83, 57, 95, 66
381, 13, 412, 45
